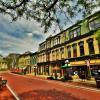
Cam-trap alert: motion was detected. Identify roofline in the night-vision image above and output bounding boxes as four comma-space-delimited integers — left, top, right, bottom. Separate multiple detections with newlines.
39, 10, 100, 46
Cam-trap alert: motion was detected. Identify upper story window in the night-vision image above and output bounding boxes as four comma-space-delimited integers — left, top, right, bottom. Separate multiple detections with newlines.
57, 36, 60, 44
53, 36, 60, 46
67, 46, 71, 58
56, 49, 59, 60
78, 41, 84, 56
72, 44, 77, 57
87, 38, 95, 54
69, 27, 81, 39
89, 18, 100, 30
62, 33, 66, 42
46, 41, 51, 48
60, 47, 64, 59
52, 50, 55, 60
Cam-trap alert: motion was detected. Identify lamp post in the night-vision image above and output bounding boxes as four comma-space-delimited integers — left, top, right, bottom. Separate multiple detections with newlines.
85, 59, 91, 79
34, 64, 37, 76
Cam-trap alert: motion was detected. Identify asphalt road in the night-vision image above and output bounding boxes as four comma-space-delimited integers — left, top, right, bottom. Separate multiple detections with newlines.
1, 72, 100, 100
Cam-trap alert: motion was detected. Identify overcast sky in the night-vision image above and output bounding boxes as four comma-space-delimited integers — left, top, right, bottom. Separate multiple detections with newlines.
0, 6, 99, 56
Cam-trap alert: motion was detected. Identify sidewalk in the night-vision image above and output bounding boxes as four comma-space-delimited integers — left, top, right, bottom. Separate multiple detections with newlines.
0, 86, 15, 100
27, 73, 97, 89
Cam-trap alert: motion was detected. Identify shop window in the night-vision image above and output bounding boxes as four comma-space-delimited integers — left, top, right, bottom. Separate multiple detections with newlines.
78, 41, 84, 56
69, 27, 81, 39
67, 46, 71, 58
72, 44, 77, 57
87, 38, 94, 54
89, 18, 100, 30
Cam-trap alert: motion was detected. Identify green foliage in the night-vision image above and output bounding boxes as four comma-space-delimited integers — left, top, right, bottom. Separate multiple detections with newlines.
95, 29, 100, 44
0, 0, 100, 32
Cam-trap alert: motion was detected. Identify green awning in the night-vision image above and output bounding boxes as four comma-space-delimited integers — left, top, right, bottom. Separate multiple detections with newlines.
61, 64, 71, 68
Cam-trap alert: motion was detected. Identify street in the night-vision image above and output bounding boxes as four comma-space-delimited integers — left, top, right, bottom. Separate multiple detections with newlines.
1, 72, 100, 100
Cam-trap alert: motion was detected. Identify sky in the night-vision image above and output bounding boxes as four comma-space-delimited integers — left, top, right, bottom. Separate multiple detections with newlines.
0, 14, 48, 56
0, 13, 61, 56
0, 2, 99, 57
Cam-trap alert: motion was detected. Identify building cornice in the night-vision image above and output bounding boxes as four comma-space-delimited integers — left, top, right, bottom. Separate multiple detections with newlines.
38, 29, 97, 54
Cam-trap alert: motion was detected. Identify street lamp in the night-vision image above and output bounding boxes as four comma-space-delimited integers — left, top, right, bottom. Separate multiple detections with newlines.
65, 60, 69, 66
65, 59, 70, 77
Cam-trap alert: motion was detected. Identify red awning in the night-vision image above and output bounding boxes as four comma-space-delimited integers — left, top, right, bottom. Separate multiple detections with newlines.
52, 67, 60, 70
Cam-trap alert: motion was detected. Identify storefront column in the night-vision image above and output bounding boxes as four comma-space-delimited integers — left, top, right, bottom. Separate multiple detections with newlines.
41, 66, 43, 75
93, 38, 99, 54
49, 65, 52, 76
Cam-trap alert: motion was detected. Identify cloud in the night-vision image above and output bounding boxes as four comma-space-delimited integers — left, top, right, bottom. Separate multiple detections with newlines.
0, 14, 46, 56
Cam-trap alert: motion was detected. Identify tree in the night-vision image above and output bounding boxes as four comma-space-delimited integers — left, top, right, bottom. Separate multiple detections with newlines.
0, 0, 100, 32
95, 30, 100, 44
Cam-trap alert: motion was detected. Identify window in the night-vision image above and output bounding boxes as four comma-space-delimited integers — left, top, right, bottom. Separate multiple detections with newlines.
56, 36, 60, 44
60, 48, 64, 59
46, 52, 50, 61
47, 41, 51, 48
53, 38, 57, 46
79, 42, 84, 56
52, 51, 55, 60
53, 37, 60, 46
62, 33, 66, 42
72, 44, 77, 57
69, 27, 81, 39
56, 49, 59, 60
87, 38, 95, 54
89, 18, 100, 30
67, 46, 71, 58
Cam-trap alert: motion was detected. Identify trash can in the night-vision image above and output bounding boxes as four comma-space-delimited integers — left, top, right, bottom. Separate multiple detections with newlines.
95, 77, 100, 88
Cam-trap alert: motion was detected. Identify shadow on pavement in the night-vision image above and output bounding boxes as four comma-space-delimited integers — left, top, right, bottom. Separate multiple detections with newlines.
19, 89, 86, 100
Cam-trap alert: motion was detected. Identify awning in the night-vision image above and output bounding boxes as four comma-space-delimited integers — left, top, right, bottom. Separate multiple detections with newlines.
52, 67, 60, 70
61, 64, 71, 68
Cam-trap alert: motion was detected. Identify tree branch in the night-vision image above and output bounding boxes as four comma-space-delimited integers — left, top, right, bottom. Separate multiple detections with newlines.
46, 0, 59, 12
0, 0, 29, 10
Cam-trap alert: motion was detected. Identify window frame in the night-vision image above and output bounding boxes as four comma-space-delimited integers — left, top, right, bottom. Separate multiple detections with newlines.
67, 46, 71, 58
69, 26, 81, 39
88, 18, 100, 30
78, 41, 85, 56
72, 43, 77, 57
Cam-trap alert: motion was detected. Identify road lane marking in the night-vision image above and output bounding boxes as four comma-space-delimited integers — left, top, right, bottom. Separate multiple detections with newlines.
7, 84, 20, 100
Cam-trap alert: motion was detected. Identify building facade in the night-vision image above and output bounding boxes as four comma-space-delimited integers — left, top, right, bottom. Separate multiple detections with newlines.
37, 11, 100, 77
30, 52, 38, 75
18, 51, 32, 73
0, 55, 7, 70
